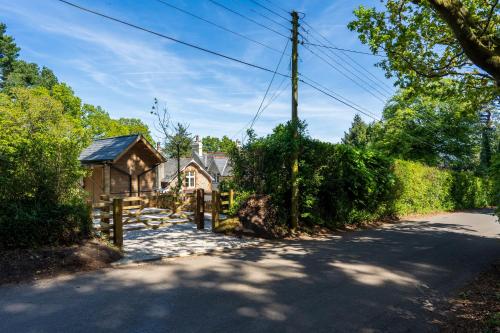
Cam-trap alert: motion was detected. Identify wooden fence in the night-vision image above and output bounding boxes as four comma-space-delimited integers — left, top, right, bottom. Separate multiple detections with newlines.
92, 190, 234, 247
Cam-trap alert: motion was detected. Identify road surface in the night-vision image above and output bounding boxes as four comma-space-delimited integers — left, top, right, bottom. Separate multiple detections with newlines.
1, 211, 499, 332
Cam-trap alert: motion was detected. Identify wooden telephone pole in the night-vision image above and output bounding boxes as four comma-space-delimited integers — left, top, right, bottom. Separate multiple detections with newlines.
290, 11, 299, 230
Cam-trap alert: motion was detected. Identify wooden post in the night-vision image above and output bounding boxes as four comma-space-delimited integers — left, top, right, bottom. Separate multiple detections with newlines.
103, 164, 111, 196
196, 189, 205, 229
100, 203, 110, 238
113, 198, 123, 248
229, 189, 234, 209
211, 190, 220, 231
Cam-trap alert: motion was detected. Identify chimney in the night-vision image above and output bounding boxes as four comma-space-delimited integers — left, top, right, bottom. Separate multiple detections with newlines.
156, 142, 161, 151
191, 135, 203, 157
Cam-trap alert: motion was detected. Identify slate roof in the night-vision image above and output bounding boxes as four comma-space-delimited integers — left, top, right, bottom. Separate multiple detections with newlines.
162, 158, 193, 181
79, 135, 139, 163
160, 152, 232, 183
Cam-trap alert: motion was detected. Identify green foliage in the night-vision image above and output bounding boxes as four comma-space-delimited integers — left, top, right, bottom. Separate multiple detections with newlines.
0, 22, 154, 249
0, 23, 20, 84
342, 114, 370, 149
348, 0, 499, 91
0, 87, 91, 249
369, 82, 486, 170
164, 123, 192, 191
491, 152, 500, 218
231, 122, 395, 227
231, 122, 493, 229
392, 160, 491, 216
202, 135, 237, 153
82, 103, 154, 143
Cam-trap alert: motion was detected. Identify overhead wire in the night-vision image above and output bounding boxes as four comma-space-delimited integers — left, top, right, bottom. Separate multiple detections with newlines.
300, 20, 393, 91
233, 38, 291, 140
301, 79, 441, 150
247, 7, 290, 31
298, 72, 380, 120
248, 0, 290, 21
56, 0, 291, 78
153, 0, 287, 55
302, 42, 387, 58
302, 43, 388, 103
300, 29, 392, 98
208, 0, 289, 38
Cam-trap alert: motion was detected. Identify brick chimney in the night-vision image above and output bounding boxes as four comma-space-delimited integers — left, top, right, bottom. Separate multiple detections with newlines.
191, 135, 203, 157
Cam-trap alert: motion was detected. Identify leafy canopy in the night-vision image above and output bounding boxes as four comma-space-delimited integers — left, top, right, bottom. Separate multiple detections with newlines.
348, 0, 499, 94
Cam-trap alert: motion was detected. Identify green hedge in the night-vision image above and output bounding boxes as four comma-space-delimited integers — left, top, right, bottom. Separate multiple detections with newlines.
0, 200, 91, 250
231, 123, 493, 228
392, 160, 491, 216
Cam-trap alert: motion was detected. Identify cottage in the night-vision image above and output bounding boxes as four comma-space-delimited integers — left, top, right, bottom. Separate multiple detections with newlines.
80, 134, 166, 202
158, 136, 232, 193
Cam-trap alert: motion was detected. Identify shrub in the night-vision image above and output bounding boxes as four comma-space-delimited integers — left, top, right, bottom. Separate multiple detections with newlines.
231, 123, 493, 230
392, 160, 454, 215
0, 87, 91, 249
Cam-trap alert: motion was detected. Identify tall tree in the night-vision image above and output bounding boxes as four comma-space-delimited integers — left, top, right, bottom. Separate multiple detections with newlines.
371, 81, 483, 169
151, 99, 192, 192
348, 0, 499, 92
0, 23, 19, 85
342, 114, 370, 148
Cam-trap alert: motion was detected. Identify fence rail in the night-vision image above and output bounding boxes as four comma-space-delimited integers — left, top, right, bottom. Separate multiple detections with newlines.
92, 190, 235, 247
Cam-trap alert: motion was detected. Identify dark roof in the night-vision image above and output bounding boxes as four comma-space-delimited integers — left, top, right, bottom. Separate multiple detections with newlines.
79, 134, 139, 163
162, 158, 193, 181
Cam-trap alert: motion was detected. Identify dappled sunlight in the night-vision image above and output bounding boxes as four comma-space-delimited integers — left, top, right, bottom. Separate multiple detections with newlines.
1, 211, 499, 332
330, 262, 418, 286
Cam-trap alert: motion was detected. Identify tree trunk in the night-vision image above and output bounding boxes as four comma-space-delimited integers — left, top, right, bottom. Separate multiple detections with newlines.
176, 145, 181, 193
416, 0, 500, 84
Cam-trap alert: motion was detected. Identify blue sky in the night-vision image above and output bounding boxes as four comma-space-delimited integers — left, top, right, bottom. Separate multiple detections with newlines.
0, 0, 394, 143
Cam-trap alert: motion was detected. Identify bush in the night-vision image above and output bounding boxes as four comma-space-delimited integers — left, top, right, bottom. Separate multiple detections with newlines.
392, 160, 454, 215
491, 152, 500, 218
231, 123, 493, 230
0, 87, 91, 249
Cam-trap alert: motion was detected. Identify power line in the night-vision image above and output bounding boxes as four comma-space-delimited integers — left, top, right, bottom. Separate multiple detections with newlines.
247, 7, 290, 32
299, 72, 380, 119
301, 20, 394, 91
302, 42, 386, 58
248, 0, 290, 22
260, 0, 290, 16
302, 43, 388, 103
300, 30, 392, 97
301, 78, 439, 150
208, 0, 289, 38
300, 78, 380, 121
234, 40, 290, 140
153, 0, 286, 55
249, 39, 290, 130
56, 0, 290, 78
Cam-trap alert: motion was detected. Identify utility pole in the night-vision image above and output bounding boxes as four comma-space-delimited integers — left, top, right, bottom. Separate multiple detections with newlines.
290, 11, 299, 231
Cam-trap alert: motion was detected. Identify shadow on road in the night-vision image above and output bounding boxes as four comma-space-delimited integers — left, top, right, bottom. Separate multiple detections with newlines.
0, 212, 499, 332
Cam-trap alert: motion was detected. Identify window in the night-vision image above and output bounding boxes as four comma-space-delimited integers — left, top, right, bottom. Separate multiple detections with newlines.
185, 171, 195, 188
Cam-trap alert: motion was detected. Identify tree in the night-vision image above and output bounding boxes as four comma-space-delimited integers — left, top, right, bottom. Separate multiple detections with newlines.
0, 23, 19, 85
82, 103, 154, 143
342, 114, 370, 148
165, 123, 192, 192
202, 136, 221, 152
151, 99, 192, 192
202, 135, 237, 153
370, 81, 483, 169
0, 87, 90, 248
348, 0, 500, 92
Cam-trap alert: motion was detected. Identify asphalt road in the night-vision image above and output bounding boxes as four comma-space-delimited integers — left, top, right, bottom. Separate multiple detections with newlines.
1, 211, 499, 333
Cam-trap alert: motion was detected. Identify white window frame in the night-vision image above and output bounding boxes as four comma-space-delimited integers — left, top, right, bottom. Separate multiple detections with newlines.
186, 171, 196, 188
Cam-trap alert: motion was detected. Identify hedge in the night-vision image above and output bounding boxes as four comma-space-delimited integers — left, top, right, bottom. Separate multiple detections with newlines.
393, 160, 492, 216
